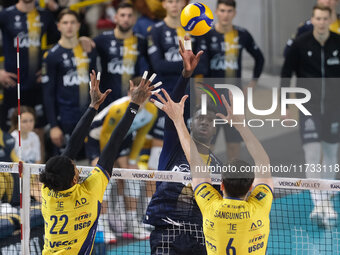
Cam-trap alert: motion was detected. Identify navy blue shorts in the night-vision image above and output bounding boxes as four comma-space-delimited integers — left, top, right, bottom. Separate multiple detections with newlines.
150, 223, 207, 255
299, 111, 340, 144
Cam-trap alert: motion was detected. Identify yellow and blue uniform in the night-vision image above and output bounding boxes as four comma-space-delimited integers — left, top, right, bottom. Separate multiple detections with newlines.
195, 183, 273, 255
285, 14, 340, 56
0, 5, 58, 130
198, 26, 264, 79
147, 21, 186, 94
94, 31, 147, 107
41, 102, 140, 254
42, 43, 96, 133
41, 165, 109, 255
86, 96, 157, 163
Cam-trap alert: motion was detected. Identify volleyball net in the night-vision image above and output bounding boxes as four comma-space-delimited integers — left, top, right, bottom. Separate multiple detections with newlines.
0, 162, 339, 254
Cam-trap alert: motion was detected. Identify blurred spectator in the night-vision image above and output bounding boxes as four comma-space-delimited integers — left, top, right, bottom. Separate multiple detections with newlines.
94, 1, 148, 108
10, 106, 41, 164
284, 0, 340, 56
42, 9, 96, 156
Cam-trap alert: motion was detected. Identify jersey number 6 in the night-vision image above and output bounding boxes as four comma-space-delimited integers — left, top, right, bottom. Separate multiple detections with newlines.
226, 238, 236, 255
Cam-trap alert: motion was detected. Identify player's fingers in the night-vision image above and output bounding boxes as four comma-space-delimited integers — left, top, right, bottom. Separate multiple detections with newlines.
146, 73, 156, 87
221, 94, 232, 113
184, 35, 190, 41
150, 98, 164, 110
141, 71, 148, 86
162, 88, 171, 102
154, 92, 167, 104
152, 81, 162, 90
8, 73, 17, 79
180, 95, 188, 106
129, 80, 134, 92
96, 71, 101, 88
195, 50, 204, 61
151, 89, 161, 95
216, 113, 227, 120
229, 90, 233, 107
103, 89, 112, 98
179, 39, 185, 54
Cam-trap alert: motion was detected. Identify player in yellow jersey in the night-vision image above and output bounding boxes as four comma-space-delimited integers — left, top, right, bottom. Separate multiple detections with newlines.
39, 69, 156, 254
152, 88, 274, 254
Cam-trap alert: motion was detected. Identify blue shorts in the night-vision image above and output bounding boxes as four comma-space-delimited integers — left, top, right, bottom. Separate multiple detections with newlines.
299, 111, 340, 144
150, 223, 207, 255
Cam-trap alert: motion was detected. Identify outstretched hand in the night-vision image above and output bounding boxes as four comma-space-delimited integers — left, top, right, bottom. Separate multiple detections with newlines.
89, 70, 111, 110
216, 91, 245, 130
130, 71, 159, 105
151, 88, 188, 123
179, 35, 204, 78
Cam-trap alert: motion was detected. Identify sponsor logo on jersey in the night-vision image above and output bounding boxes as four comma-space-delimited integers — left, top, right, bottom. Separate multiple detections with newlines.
164, 47, 182, 62
249, 234, 266, 244
205, 240, 217, 252
74, 198, 88, 209
46, 238, 77, 248
248, 242, 264, 253
255, 191, 266, 201
75, 212, 92, 222
63, 70, 89, 87
227, 223, 237, 234
250, 220, 263, 231
205, 219, 214, 229
14, 32, 40, 48
210, 55, 238, 71
74, 220, 92, 231
107, 58, 135, 75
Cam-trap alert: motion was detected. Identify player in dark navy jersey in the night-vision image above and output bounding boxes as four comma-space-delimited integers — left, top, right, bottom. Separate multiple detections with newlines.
94, 2, 148, 108
197, 0, 264, 161
0, 0, 58, 131
284, 0, 340, 56
144, 37, 220, 255
42, 9, 96, 156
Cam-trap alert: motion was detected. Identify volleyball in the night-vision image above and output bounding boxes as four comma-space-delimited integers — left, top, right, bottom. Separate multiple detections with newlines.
180, 2, 214, 36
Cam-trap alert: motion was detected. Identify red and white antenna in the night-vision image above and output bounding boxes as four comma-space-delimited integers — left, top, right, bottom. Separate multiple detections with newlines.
17, 36, 30, 254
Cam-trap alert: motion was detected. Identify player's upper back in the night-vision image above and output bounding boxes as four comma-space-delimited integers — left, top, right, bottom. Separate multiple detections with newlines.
195, 183, 273, 255
41, 165, 109, 254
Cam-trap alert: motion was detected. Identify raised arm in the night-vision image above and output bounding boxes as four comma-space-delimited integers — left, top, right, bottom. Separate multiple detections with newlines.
217, 91, 273, 191
152, 89, 209, 190
97, 72, 156, 176
62, 70, 111, 159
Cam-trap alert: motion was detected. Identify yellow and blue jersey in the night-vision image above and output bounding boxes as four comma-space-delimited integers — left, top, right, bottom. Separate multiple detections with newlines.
147, 21, 187, 94
86, 96, 157, 162
41, 165, 109, 255
194, 183, 273, 255
198, 26, 264, 79
285, 14, 340, 56
94, 31, 147, 106
41, 44, 96, 128
0, 5, 57, 90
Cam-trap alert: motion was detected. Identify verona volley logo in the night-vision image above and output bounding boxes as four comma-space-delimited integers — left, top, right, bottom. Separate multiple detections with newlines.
198, 83, 312, 128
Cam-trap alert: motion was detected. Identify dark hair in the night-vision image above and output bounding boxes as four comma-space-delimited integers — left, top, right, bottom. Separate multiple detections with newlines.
39, 156, 75, 191
57, 9, 80, 22
117, 1, 134, 11
312, 4, 332, 16
217, 0, 236, 8
221, 159, 254, 198
9, 106, 35, 133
